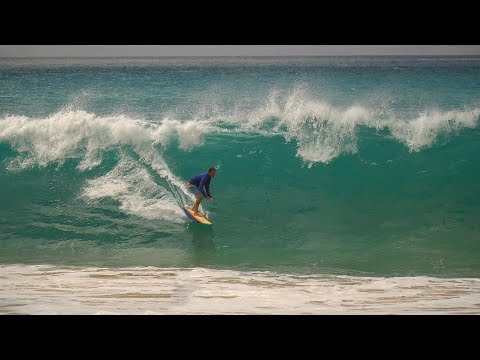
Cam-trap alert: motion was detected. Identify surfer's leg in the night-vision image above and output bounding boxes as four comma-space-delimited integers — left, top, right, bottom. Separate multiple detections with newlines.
192, 194, 204, 215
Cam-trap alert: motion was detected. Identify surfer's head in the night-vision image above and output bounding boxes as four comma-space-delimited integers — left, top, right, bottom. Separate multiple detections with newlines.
208, 167, 216, 177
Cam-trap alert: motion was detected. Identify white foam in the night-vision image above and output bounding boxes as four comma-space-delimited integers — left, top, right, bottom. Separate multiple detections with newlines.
135, 147, 201, 212
225, 89, 480, 164
0, 111, 151, 170
390, 108, 480, 151
82, 155, 184, 222
0, 110, 212, 170
176, 121, 210, 150
150, 117, 211, 150
1, 264, 479, 314
226, 89, 371, 164
1, 98, 479, 170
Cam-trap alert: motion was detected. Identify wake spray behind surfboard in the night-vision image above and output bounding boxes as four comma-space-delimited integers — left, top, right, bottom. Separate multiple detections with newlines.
137, 148, 200, 209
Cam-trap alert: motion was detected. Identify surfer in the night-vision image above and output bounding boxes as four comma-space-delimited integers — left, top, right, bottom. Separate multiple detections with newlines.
186, 167, 216, 215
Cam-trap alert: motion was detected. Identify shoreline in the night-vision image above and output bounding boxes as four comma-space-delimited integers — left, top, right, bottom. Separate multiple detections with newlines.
1, 264, 479, 315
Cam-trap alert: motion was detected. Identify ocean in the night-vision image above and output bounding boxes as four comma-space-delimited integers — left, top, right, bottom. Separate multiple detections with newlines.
1, 56, 479, 314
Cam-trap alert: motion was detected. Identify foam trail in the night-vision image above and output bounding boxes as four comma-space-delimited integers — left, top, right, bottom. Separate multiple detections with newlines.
82, 154, 184, 222
136, 147, 203, 212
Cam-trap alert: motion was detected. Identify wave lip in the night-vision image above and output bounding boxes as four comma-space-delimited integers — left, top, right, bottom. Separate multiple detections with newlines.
1, 100, 479, 170
216, 89, 480, 165
391, 108, 480, 151
0, 110, 210, 171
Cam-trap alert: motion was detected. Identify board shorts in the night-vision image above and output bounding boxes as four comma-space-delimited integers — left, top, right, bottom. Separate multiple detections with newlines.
188, 185, 203, 197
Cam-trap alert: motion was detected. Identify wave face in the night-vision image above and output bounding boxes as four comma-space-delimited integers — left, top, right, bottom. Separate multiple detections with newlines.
1, 57, 480, 279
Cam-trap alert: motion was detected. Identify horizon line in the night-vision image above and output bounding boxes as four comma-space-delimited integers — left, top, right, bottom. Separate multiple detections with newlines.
2, 54, 480, 59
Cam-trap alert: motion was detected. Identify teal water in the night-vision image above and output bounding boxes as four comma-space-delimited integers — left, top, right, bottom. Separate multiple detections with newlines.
1, 57, 480, 278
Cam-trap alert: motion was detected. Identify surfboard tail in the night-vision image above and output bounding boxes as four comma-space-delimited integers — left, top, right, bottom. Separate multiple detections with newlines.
183, 206, 213, 225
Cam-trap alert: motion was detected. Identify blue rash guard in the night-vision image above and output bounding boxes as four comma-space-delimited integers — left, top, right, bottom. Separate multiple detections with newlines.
189, 172, 212, 198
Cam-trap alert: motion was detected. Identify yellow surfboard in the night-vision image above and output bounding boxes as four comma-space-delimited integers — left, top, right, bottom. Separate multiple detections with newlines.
183, 206, 213, 225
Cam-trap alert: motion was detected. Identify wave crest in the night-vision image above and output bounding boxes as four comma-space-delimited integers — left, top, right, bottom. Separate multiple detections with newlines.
219, 89, 479, 164
1, 94, 479, 168
0, 110, 210, 170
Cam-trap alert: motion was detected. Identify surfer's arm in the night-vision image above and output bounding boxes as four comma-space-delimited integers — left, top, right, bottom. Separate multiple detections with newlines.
199, 175, 210, 198
205, 182, 212, 198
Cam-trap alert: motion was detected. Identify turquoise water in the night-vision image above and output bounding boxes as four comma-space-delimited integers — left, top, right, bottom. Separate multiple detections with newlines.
1, 56, 480, 280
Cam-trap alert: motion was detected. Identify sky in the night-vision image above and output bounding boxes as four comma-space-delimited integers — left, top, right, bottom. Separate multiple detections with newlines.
0, 45, 480, 57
